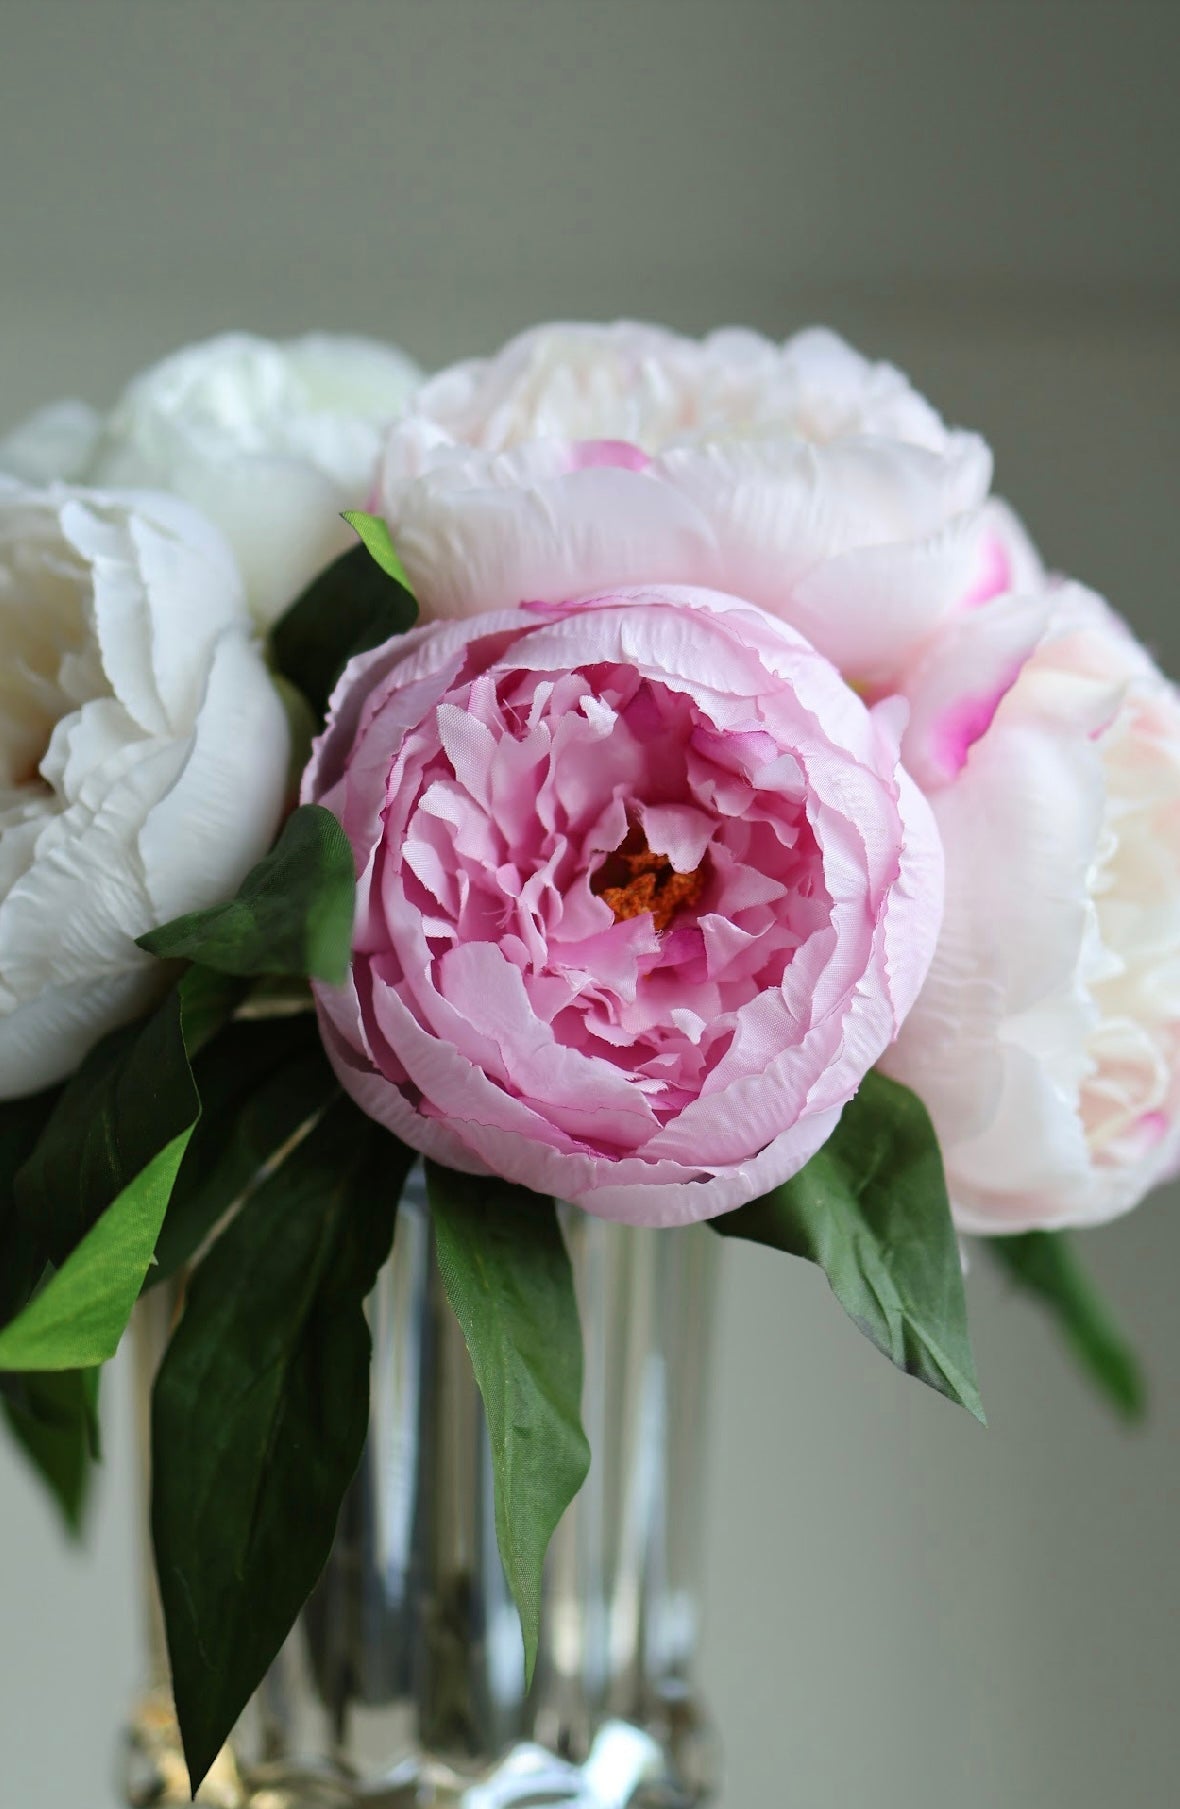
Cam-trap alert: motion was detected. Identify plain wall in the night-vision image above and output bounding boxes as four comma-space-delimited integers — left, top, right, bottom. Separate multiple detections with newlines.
1, 5, 1178, 1805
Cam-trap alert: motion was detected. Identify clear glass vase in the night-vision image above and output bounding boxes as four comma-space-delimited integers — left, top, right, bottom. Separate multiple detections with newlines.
121, 1166, 720, 1807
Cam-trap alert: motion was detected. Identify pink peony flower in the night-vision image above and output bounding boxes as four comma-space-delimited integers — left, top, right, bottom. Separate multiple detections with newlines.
884, 584, 1180, 1231
303, 585, 942, 1226
378, 320, 1046, 794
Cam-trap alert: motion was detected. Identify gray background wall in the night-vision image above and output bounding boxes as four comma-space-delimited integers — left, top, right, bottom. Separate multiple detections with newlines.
1, 3, 1178, 1805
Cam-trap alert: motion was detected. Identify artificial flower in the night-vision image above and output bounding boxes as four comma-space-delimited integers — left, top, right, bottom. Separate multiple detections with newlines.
1, 332, 422, 627
885, 582, 1180, 1230
0, 479, 288, 1096
378, 319, 1045, 791
304, 584, 942, 1225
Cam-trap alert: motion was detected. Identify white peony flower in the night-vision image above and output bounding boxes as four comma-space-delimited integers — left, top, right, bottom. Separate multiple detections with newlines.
0, 479, 290, 1098
399, 319, 965, 454
884, 583, 1180, 1230
1, 333, 423, 628
381, 318, 1045, 805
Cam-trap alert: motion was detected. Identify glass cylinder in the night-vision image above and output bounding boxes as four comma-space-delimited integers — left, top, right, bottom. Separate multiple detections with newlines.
121, 1168, 720, 1807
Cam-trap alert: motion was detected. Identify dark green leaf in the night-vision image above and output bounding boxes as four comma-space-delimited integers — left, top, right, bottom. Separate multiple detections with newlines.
152, 1099, 412, 1793
714, 1071, 986, 1423
426, 1163, 590, 1684
137, 805, 356, 986
0, 973, 208, 1364
0, 1087, 64, 1326
14, 990, 215, 1271
989, 1230, 1146, 1420
14, 1013, 181, 1276
149, 1013, 336, 1286
0, 1368, 100, 1535
269, 537, 418, 720
175, 966, 246, 1059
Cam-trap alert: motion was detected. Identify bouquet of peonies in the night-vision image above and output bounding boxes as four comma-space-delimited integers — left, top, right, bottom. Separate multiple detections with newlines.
0, 323, 1170, 1791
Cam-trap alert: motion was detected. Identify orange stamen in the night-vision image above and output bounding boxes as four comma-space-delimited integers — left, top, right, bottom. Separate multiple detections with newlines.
592, 824, 705, 933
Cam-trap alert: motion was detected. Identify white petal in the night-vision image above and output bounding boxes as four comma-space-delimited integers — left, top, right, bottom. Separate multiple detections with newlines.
0, 967, 165, 1098
901, 592, 1052, 790
137, 629, 289, 922
0, 401, 103, 484
785, 516, 993, 684
88, 331, 423, 628
658, 433, 991, 602
0, 734, 174, 999
283, 333, 422, 418
387, 445, 721, 621
166, 452, 358, 629
59, 489, 246, 732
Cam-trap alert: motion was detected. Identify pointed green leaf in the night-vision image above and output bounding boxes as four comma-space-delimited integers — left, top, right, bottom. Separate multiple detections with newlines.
0, 970, 208, 1366
269, 536, 418, 720
989, 1230, 1146, 1421
152, 1002, 332, 1282
170, 966, 244, 1059
426, 1164, 590, 1684
137, 805, 355, 986
340, 509, 414, 589
0, 1131, 192, 1370
0, 1368, 100, 1535
149, 1013, 337, 1286
152, 1100, 412, 1794
714, 1071, 986, 1423
13, 981, 204, 1280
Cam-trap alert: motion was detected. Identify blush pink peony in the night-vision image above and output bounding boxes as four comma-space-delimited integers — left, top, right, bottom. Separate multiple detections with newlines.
303, 585, 943, 1225
884, 584, 1180, 1232
378, 320, 1046, 794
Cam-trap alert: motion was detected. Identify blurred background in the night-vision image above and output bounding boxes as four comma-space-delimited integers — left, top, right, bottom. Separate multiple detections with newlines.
1, 3, 1178, 1805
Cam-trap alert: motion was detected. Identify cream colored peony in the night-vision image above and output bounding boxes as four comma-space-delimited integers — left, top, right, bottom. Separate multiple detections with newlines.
0, 332, 422, 628
0, 479, 289, 1097
396, 318, 967, 454
379, 320, 1046, 795
885, 583, 1180, 1230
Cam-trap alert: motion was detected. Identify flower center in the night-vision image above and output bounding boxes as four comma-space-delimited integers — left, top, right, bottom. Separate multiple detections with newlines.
591, 823, 704, 934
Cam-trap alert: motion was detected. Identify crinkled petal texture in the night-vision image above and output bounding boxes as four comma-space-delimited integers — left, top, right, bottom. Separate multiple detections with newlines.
883, 583, 1180, 1231
1, 333, 424, 629
304, 585, 943, 1226
0, 479, 289, 1096
398, 320, 971, 454
380, 320, 1050, 792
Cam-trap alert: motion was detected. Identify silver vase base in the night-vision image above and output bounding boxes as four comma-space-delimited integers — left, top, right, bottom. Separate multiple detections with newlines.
121, 1694, 712, 1809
